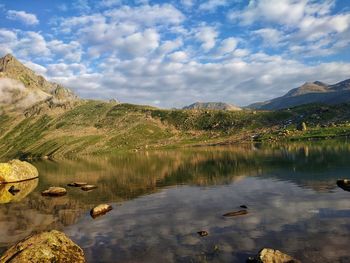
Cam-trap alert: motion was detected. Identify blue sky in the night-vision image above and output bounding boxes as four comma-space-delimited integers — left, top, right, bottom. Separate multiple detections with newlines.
1, 0, 350, 107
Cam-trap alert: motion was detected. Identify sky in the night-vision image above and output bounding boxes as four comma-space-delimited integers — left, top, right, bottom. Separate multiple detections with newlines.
0, 0, 350, 108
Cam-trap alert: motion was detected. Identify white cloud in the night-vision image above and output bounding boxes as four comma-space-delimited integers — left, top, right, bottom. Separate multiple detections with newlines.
6, 10, 39, 26
253, 28, 284, 46
104, 4, 184, 26
16, 31, 50, 57
217, 37, 238, 55
98, 0, 122, 8
47, 40, 83, 62
199, 0, 228, 11
181, 0, 195, 8
195, 26, 218, 51
168, 51, 188, 62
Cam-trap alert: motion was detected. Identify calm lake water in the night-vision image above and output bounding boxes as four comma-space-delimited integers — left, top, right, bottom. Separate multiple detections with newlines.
1, 142, 350, 262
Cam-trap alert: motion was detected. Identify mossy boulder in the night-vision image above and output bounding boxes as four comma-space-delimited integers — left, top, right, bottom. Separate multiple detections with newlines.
0, 160, 38, 183
0, 230, 85, 263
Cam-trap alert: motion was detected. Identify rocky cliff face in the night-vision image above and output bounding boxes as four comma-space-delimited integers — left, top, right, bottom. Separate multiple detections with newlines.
0, 54, 79, 115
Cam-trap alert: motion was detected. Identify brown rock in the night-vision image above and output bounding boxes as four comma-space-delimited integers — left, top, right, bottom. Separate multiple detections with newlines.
223, 209, 248, 217
0, 230, 85, 263
42, 187, 67, 197
90, 204, 112, 218
81, 185, 98, 191
248, 248, 300, 263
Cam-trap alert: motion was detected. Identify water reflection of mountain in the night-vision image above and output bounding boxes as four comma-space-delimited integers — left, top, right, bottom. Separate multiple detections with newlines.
34, 142, 350, 201
1, 143, 350, 252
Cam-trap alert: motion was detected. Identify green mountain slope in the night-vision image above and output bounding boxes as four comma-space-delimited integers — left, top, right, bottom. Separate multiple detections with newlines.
1, 54, 350, 160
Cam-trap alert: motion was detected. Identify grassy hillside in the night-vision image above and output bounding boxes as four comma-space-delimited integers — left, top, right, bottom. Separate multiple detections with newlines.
1, 100, 350, 159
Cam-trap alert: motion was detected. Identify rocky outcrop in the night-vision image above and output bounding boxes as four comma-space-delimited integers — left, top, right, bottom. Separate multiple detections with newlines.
0, 54, 79, 114
0, 230, 86, 262
0, 160, 38, 183
248, 248, 300, 263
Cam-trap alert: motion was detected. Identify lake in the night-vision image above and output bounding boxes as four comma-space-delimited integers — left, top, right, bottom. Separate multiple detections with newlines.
1, 142, 350, 262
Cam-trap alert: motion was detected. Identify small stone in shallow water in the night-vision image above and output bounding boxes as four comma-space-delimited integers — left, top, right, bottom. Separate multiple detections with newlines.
197, 231, 208, 237
41, 187, 67, 197
81, 185, 98, 191
223, 209, 248, 217
90, 204, 112, 218
247, 248, 300, 263
67, 182, 88, 187
240, 205, 248, 209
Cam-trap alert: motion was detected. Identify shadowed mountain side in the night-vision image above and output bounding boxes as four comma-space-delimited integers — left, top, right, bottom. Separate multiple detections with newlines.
249, 79, 350, 110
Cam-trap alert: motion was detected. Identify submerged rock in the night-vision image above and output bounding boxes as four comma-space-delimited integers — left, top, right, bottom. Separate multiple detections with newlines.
247, 248, 300, 263
223, 209, 248, 217
67, 182, 88, 187
81, 185, 98, 191
0, 230, 85, 263
0, 159, 38, 183
240, 205, 248, 209
90, 204, 112, 218
337, 179, 350, 191
42, 187, 67, 197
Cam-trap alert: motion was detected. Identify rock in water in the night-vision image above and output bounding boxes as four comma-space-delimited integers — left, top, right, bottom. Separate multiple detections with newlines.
81, 185, 98, 191
42, 187, 67, 197
90, 204, 112, 218
0, 230, 85, 263
248, 248, 300, 263
67, 182, 88, 187
0, 160, 38, 183
197, 230, 208, 237
337, 179, 350, 191
223, 209, 248, 217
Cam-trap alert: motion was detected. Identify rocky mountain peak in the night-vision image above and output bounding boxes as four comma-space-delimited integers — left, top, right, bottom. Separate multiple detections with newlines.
0, 54, 79, 115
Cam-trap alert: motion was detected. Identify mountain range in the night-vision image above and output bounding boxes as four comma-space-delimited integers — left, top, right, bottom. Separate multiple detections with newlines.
248, 79, 350, 110
1, 53, 350, 159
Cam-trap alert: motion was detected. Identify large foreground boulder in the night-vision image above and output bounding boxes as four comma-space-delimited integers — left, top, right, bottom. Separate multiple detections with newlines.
248, 248, 300, 263
0, 230, 85, 263
0, 160, 38, 183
